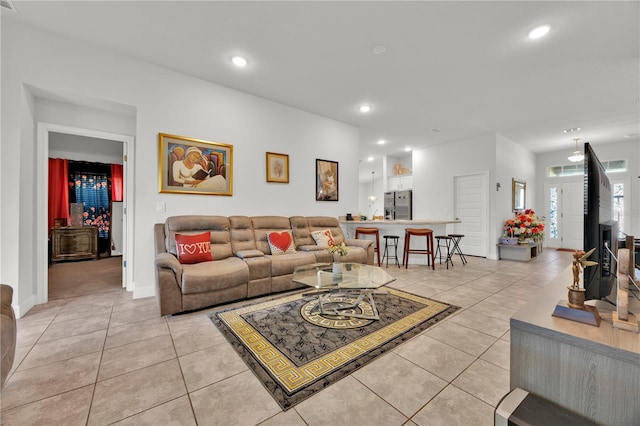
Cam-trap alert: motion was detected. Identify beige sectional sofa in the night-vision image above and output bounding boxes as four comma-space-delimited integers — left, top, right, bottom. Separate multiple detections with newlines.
154, 215, 373, 316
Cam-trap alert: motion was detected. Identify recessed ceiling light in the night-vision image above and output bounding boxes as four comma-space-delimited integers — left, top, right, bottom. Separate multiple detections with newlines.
378, 139, 386, 145
359, 105, 371, 113
404, 147, 412, 152
367, 156, 374, 162
528, 25, 550, 39
563, 127, 581, 133
431, 128, 441, 133
372, 45, 387, 54
231, 56, 247, 67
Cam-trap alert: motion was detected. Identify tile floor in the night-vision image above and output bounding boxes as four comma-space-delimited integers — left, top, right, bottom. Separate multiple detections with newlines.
0, 250, 572, 425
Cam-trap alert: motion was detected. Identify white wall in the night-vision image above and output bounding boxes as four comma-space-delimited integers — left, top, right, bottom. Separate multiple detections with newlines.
1, 21, 360, 316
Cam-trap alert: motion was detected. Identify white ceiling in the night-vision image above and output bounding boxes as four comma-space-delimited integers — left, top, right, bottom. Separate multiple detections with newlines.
4, 1, 639, 177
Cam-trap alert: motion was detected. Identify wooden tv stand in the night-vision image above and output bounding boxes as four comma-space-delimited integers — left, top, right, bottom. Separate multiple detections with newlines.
510, 266, 639, 424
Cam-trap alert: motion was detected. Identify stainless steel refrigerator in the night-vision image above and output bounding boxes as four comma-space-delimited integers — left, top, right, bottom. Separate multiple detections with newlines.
384, 190, 412, 220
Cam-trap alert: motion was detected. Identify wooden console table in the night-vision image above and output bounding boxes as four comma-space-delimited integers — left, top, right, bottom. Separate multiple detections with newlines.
51, 226, 98, 262
510, 266, 640, 424
497, 242, 537, 261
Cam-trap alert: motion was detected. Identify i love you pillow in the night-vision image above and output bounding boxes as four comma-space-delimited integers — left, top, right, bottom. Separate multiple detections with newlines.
175, 232, 213, 264
267, 231, 296, 255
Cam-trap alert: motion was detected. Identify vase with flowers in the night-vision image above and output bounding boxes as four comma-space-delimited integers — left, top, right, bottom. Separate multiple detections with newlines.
503, 209, 545, 244
327, 241, 350, 275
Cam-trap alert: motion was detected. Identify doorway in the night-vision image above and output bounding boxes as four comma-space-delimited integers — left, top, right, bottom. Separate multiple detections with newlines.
37, 123, 134, 304
544, 179, 583, 250
452, 172, 489, 257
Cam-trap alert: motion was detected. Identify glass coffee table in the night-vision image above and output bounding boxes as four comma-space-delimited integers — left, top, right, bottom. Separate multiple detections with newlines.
292, 263, 395, 320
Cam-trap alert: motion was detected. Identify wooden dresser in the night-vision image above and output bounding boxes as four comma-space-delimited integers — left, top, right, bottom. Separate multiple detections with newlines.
50, 227, 98, 262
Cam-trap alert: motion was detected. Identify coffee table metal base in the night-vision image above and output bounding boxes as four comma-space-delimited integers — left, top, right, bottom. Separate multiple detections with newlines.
311, 289, 387, 320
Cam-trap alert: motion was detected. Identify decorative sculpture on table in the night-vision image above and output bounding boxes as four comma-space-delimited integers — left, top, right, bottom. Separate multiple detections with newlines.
568, 248, 597, 308
552, 247, 601, 326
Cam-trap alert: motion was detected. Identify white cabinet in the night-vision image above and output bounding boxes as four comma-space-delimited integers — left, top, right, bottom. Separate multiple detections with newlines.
388, 175, 412, 190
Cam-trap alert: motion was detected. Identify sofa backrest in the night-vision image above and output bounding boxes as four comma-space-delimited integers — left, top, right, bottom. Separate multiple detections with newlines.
229, 215, 257, 254
304, 216, 345, 244
250, 216, 293, 254
164, 215, 233, 260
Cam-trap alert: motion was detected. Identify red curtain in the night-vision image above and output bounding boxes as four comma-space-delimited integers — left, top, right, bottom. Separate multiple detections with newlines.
48, 158, 70, 229
111, 164, 123, 202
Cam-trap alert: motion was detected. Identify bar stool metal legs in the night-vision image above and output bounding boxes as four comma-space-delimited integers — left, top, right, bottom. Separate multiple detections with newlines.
403, 228, 435, 270
382, 235, 401, 268
448, 233, 467, 265
355, 227, 381, 266
435, 235, 454, 269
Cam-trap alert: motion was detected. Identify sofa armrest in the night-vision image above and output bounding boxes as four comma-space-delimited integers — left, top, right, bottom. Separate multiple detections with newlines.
345, 238, 372, 250
236, 249, 265, 259
155, 252, 183, 276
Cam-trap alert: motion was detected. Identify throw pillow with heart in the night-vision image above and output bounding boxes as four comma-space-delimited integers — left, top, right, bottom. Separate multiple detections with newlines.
175, 232, 213, 264
267, 230, 297, 255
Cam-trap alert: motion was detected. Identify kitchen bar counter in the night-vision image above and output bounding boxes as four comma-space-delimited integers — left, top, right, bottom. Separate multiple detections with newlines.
340, 219, 461, 265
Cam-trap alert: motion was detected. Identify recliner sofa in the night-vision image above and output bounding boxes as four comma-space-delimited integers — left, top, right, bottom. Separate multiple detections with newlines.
154, 215, 373, 316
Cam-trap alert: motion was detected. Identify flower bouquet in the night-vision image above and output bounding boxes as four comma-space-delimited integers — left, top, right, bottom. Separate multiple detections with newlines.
503, 209, 545, 243
327, 241, 349, 256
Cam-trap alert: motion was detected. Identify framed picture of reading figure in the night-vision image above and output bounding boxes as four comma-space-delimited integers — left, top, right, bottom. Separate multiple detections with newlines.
266, 152, 289, 183
158, 133, 233, 196
316, 159, 338, 201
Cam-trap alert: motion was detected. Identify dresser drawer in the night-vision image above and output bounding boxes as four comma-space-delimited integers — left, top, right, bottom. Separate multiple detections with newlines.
51, 227, 98, 262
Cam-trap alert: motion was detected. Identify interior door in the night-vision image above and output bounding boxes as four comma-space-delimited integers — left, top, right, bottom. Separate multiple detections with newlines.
562, 180, 584, 250
452, 172, 488, 257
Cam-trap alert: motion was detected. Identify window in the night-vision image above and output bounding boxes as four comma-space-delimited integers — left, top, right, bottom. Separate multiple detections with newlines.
613, 182, 624, 236
547, 159, 627, 177
548, 187, 558, 239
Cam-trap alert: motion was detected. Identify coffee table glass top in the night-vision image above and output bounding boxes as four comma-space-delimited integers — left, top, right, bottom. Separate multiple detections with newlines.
292, 263, 394, 290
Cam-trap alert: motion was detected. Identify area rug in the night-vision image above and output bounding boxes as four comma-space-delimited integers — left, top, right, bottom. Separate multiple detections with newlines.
209, 288, 459, 410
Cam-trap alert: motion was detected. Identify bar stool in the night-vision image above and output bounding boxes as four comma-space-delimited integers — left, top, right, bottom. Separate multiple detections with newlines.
434, 235, 454, 269
355, 227, 381, 266
381, 235, 401, 268
403, 228, 435, 270
448, 234, 468, 265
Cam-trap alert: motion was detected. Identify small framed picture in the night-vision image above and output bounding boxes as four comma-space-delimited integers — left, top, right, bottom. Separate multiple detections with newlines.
316, 159, 338, 201
158, 133, 233, 196
266, 152, 289, 183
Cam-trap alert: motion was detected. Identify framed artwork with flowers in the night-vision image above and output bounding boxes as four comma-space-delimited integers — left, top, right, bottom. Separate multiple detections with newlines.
266, 152, 289, 183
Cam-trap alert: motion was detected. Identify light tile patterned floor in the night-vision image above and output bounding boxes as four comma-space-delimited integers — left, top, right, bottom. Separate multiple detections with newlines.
0, 250, 572, 425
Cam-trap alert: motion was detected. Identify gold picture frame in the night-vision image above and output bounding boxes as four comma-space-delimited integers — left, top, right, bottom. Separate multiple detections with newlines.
512, 178, 526, 211
158, 133, 233, 196
266, 152, 289, 183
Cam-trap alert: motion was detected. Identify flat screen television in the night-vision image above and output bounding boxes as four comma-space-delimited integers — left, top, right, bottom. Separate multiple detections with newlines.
583, 142, 618, 300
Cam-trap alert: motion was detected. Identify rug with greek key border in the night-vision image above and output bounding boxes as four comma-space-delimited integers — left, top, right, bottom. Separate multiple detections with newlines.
209, 288, 459, 410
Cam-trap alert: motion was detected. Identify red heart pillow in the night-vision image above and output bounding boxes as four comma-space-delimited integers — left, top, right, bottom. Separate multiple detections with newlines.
267, 231, 296, 255
175, 232, 213, 264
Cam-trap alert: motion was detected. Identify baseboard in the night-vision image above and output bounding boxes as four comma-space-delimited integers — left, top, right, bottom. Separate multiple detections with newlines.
14, 292, 37, 319
132, 282, 155, 299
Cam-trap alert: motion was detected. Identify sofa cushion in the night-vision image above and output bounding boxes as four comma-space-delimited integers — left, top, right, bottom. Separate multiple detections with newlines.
311, 229, 336, 248
250, 216, 294, 255
175, 232, 213, 264
268, 251, 317, 277
267, 231, 296, 255
165, 215, 233, 260
181, 257, 249, 294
